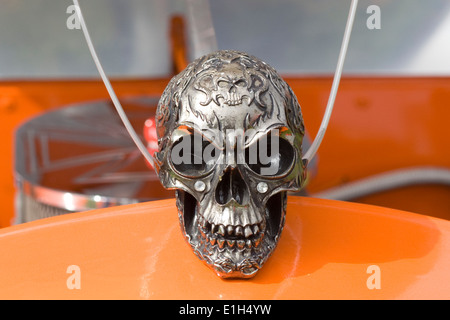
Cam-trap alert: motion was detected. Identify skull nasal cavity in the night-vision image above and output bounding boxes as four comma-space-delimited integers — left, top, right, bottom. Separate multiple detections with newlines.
215, 168, 248, 205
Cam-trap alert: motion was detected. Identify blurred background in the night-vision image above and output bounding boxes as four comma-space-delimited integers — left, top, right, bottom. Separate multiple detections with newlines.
0, 0, 449, 226
0, 0, 450, 79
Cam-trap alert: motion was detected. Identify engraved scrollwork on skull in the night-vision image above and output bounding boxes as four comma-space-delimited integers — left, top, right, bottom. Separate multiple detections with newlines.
155, 50, 306, 278
193, 59, 269, 109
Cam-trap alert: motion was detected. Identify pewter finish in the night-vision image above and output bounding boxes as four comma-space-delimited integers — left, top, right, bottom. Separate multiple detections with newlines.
155, 50, 306, 278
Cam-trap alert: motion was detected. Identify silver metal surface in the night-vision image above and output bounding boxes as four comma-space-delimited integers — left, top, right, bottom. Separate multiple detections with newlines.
14, 97, 172, 223
155, 50, 306, 278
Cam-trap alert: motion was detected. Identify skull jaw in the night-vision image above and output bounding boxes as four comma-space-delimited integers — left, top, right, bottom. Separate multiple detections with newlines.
198, 234, 277, 279
175, 190, 287, 279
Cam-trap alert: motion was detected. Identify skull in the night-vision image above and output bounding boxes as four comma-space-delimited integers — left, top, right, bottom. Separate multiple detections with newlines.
154, 50, 306, 278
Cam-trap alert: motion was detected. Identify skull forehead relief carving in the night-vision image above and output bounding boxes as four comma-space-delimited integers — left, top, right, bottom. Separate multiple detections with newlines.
154, 50, 307, 278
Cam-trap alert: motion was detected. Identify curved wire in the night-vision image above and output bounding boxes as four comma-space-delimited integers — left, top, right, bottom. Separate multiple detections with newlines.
72, 0, 157, 171
303, 0, 359, 164
73, 0, 358, 171
311, 167, 450, 201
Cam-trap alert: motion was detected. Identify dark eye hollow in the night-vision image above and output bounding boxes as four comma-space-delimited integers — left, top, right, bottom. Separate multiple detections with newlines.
245, 135, 295, 176
170, 134, 219, 177
235, 79, 247, 87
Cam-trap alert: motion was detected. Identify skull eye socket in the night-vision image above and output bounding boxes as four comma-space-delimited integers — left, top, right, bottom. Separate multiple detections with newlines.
170, 134, 220, 177
198, 75, 214, 89
235, 79, 247, 87
218, 80, 229, 88
244, 134, 295, 177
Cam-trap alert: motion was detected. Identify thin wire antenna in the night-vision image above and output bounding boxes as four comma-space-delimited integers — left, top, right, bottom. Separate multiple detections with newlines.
72, 0, 157, 171
302, 0, 359, 164
186, 0, 218, 59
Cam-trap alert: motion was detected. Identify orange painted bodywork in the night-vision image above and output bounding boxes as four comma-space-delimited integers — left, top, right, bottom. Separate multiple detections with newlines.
0, 196, 449, 299
287, 77, 450, 220
1, 76, 449, 227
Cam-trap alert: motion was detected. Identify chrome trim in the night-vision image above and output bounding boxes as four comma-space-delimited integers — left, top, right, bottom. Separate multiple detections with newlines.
14, 97, 171, 219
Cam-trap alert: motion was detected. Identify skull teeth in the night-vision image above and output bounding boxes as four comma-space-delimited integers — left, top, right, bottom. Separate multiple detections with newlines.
212, 224, 259, 239
235, 226, 243, 237
253, 236, 262, 248
198, 218, 265, 250
244, 226, 253, 238
225, 93, 242, 106
218, 225, 226, 236
217, 238, 225, 249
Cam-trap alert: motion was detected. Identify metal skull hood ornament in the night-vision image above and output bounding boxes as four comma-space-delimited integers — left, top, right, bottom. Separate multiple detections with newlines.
154, 50, 306, 278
